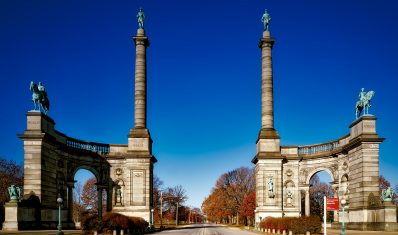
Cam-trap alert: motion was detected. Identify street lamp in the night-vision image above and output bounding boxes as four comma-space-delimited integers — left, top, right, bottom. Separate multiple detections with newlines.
340, 198, 347, 235
150, 208, 154, 228
56, 194, 64, 235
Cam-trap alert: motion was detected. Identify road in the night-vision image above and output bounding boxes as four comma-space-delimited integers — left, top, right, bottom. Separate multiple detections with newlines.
153, 224, 258, 235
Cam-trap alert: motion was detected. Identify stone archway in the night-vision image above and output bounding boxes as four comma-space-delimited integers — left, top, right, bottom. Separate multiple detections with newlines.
17, 109, 156, 230
18, 112, 113, 228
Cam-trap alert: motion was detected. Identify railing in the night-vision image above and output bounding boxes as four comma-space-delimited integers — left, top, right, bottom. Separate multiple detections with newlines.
66, 138, 110, 154
298, 141, 339, 155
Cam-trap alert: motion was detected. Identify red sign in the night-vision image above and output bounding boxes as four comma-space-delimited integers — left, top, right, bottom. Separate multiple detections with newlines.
326, 198, 339, 211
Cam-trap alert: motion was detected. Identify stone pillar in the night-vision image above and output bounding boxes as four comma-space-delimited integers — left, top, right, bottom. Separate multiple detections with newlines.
133, 28, 149, 128
305, 188, 310, 216
106, 188, 112, 212
253, 27, 282, 221
66, 182, 74, 222
2, 201, 18, 231
347, 115, 384, 227
260, 30, 275, 130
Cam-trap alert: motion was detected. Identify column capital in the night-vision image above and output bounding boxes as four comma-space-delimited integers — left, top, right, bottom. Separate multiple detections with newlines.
133, 35, 150, 47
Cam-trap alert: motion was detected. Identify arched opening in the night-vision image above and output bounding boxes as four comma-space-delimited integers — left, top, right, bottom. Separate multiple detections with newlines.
308, 170, 334, 222
73, 168, 107, 228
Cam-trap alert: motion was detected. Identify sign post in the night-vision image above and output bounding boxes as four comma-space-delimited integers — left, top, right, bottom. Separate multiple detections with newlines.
324, 197, 340, 235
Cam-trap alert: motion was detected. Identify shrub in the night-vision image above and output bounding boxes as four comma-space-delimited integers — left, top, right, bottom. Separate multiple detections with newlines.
259, 216, 321, 234
81, 212, 100, 234
101, 213, 129, 231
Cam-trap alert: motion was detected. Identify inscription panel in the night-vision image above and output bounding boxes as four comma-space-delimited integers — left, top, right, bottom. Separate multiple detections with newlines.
128, 138, 149, 151
131, 169, 146, 206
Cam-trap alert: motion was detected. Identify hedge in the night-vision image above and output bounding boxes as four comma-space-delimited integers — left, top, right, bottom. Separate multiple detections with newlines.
82, 212, 149, 234
260, 216, 321, 234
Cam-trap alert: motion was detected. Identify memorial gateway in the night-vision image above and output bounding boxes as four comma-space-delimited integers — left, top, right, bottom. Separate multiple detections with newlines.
2, 8, 397, 232
3, 9, 155, 230
253, 10, 397, 231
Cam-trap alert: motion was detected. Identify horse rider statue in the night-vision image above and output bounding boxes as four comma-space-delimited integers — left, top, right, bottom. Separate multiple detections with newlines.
30, 81, 50, 114
355, 88, 375, 119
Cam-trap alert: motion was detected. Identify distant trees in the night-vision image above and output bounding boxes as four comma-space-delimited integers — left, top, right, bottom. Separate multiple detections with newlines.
309, 174, 334, 221
202, 167, 255, 225
73, 176, 106, 224
379, 175, 398, 205
0, 158, 24, 203
0, 157, 23, 229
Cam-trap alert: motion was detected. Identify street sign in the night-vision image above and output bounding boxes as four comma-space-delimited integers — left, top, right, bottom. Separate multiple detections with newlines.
326, 198, 339, 211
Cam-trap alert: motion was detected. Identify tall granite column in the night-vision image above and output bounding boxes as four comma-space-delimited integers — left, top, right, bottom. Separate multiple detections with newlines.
133, 28, 149, 129
253, 11, 284, 220
118, 16, 157, 223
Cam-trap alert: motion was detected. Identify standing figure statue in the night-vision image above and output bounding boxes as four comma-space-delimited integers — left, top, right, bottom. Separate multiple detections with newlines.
137, 8, 145, 29
261, 9, 271, 31
355, 88, 375, 118
30, 81, 50, 114
8, 185, 21, 202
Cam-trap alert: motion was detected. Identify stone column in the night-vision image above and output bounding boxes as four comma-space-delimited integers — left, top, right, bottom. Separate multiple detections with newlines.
133, 28, 149, 128
66, 182, 74, 222
106, 188, 112, 212
259, 30, 275, 130
305, 188, 310, 216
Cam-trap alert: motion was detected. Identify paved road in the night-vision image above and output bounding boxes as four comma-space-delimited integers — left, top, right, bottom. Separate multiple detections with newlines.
153, 224, 258, 235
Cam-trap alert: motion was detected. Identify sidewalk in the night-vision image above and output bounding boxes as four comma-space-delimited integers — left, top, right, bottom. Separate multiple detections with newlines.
0, 230, 82, 235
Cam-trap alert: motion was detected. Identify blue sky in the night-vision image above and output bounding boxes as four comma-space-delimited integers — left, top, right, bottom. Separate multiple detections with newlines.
1, 0, 398, 208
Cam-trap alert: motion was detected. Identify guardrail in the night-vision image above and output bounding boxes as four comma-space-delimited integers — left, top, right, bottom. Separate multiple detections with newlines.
66, 138, 110, 154
298, 141, 339, 155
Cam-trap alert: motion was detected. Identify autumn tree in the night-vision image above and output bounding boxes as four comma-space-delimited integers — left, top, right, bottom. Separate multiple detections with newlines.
81, 177, 106, 215
202, 167, 254, 225
241, 191, 256, 226
161, 185, 188, 225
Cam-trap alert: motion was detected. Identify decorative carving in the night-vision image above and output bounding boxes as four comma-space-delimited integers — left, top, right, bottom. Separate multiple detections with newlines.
268, 177, 275, 198
342, 161, 348, 170
134, 172, 142, 177
115, 168, 123, 176
285, 169, 293, 177
299, 169, 308, 184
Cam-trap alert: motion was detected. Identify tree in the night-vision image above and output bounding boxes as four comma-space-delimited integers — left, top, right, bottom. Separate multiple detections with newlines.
0, 157, 24, 203
309, 174, 334, 221
162, 185, 188, 225
202, 167, 255, 225
153, 175, 163, 224
80, 177, 106, 215
73, 182, 85, 224
241, 191, 256, 226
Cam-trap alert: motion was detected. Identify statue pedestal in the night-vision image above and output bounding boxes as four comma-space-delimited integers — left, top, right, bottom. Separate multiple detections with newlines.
2, 201, 19, 231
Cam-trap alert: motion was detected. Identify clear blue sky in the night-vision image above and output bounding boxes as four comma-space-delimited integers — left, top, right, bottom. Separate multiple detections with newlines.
1, 0, 398, 208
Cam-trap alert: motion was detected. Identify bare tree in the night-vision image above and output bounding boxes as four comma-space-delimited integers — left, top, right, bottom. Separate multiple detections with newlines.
0, 157, 23, 203
73, 182, 84, 223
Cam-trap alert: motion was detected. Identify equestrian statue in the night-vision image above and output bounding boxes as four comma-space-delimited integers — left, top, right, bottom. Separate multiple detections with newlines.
30, 81, 50, 114
356, 88, 374, 119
